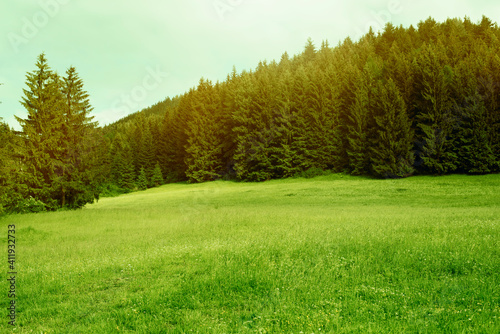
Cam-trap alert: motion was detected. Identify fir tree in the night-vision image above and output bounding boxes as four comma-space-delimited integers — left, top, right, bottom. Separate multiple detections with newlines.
110, 133, 135, 191
141, 124, 156, 183
137, 167, 148, 191
16, 53, 66, 209
414, 43, 457, 174
185, 79, 225, 182
453, 93, 497, 174
59, 66, 100, 208
157, 110, 176, 181
369, 79, 415, 178
151, 162, 164, 187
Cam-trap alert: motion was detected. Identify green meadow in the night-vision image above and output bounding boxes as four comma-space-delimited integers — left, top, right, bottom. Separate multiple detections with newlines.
1, 174, 500, 333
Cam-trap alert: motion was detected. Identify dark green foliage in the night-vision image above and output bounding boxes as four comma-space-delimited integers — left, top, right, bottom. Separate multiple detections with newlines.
294, 167, 331, 179
151, 162, 164, 187
413, 44, 457, 174
345, 68, 373, 175
453, 94, 498, 173
58, 66, 103, 209
12, 54, 104, 212
13, 197, 47, 214
137, 167, 148, 191
110, 133, 136, 190
98, 183, 127, 197
185, 79, 226, 183
16, 54, 66, 208
369, 79, 415, 178
0, 120, 21, 213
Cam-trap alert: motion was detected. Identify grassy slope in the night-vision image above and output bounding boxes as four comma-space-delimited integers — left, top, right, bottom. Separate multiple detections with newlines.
1, 174, 499, 333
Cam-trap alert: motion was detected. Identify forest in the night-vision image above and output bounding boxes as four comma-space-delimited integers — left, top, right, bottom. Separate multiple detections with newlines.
1, 16, 500, 214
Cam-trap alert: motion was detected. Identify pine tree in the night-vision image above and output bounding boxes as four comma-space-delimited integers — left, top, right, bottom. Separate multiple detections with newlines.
0, 120, 15, 213
314, 64, 342, 171
217, 68, 240, 178
345, 56, 381, 175
346, 73, 372, 175
185, 79, 225, 182
169, 89, 195, 180
232, 69, 278, 181
369, 79, 415, 178
16, 53, 66, 209
151, 162, 164, 187
450, 59, 498, 173
453, 94, 497, 173
157, 110, 176, 181
141, 124, 156, 183
110, 133, 135, 191
334, 42, 362, 170
130, 116, 145, 175
413, 43, 457, 174
302, 38, 317, 63
137, 167, 148, 190
59, 66, 101, 208
120, 144, 136, 191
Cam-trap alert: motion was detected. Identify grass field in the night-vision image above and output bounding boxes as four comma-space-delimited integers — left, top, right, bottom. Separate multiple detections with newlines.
1, 174, 500, 333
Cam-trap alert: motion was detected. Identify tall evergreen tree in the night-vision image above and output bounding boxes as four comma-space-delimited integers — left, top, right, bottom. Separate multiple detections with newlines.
151, 161, 164, 187
345, 56, 381, 175
137, 167, 148, 190
0, 120, 21, 213
369, 79, 415, 178
16, 53, 66, 209
59, 66, 101, 208
185, 79, 225, 182
110, 133, 136, 190
140, 124, 156, 183
413, 43, 457, 174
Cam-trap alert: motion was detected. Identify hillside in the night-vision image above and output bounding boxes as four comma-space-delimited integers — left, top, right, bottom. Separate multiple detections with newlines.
107, 16, 500, 188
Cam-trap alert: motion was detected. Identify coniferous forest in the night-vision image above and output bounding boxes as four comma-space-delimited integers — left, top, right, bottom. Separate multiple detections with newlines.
1, 16, 500, 214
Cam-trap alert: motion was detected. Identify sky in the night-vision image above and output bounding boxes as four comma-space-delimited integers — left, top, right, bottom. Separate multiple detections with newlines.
0, 0, 498, 130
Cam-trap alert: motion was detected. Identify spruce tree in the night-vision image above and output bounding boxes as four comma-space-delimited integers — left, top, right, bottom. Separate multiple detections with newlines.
0, 120, 15, 213
232, 63, 285, 181
345, 56, 381, 175
141, 124, 156, 183
16, 53, 66, 209
414, 43, 457, 174
453, 93, 497, 174
151, 162, 164, 187
120, 145, 136, 191
369, 79, 415, 178
346, 73, 372, 175
185, 79, 225, 182
157, 110, 176, 181
169, 89, 195, 181
137, 167, 148, 190
110, 133, 135, 191
59, 66, 100, 208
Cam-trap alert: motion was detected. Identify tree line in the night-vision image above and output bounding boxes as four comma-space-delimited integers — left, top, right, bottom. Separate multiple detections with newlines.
107, 16, 500, 185
1, 16, 500, 213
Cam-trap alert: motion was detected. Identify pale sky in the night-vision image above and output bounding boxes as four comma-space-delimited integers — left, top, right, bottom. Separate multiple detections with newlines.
0, 0, 497, 130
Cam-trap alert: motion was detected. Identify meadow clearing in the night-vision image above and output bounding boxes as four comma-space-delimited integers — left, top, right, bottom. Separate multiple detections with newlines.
1, 173, 499, 333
